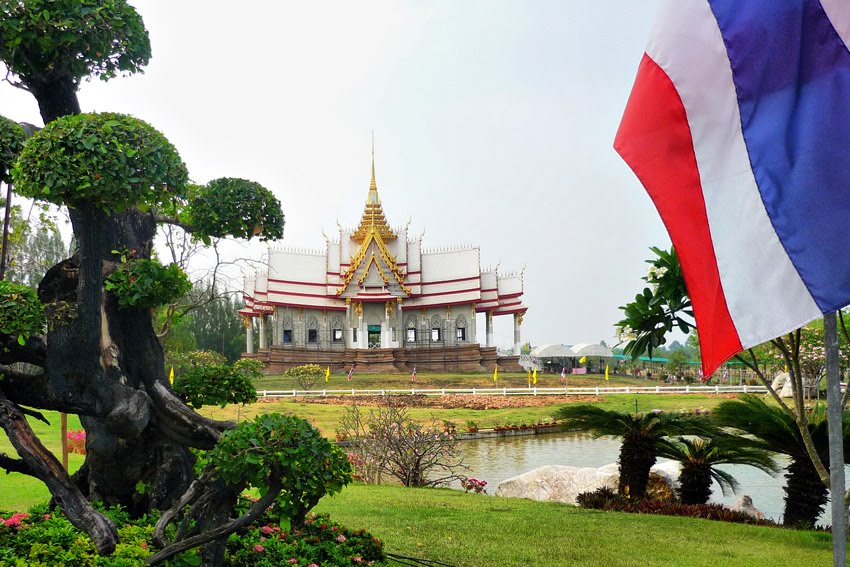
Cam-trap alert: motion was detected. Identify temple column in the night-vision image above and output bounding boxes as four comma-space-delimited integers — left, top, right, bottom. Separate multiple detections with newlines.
397, 301, 404, 348
486, 311, 494, 347
246, 318, 254, 354
258, 315, 267, 350
513, 312, 523, 355
274, 309, 284, 346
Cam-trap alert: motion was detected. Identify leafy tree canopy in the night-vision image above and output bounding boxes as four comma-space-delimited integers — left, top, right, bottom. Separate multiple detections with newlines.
0, 0, 150, 86
13, 112, 188, 211
187, 177, 285, 242
0, 115, 26, 181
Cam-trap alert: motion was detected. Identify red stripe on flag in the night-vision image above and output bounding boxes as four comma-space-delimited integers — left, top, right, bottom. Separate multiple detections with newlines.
614, 53, 742, 375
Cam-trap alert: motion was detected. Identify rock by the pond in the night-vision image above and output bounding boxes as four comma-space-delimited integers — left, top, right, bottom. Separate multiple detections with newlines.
731, 495, 765, 519
495, 461, 680, 505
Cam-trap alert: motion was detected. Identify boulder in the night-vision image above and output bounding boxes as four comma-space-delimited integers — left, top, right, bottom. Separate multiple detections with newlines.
731, 495, 765, 519
495, 461, 680, 505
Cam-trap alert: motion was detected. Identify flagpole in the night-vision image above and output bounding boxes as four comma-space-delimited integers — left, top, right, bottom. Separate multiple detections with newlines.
824, 310, 846, 566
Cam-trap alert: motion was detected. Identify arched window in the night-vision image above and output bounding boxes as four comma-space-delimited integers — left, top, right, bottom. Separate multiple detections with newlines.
406, 316, 417, 343
430, 315, 443, 342
307, 316, 319, 343
455, 314, 467, 342
331, 316, 343, 342
282, 317, 293, 344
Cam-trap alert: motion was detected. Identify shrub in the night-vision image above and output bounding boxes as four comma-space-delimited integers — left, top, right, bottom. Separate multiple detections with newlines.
0, 503, 382, 566
210, 414, 352, 527
167, 349, 227, 377
225, 513, 385, 566
337, 403, 467, 488
462, 478, 488, 494
173, 362, 258, 408
575, 488, 776, 527
285, 364, 324, 391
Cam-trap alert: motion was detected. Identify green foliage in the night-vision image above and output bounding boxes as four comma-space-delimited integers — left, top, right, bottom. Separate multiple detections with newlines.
105, 256, 191, 310
0, 503, 380, 566
210, 413, 352, 527
232, 358, 264, 381
225, 513, 385, 566
616, 246, 694, 359
0, 0, 151, 85
165, 286, 247, 361
173, 362, 257, 409
187, 177, 284, 242
0, 115, 26, 182
712, 395, 850, 527
575, 488, 775, 527
656, 436, 777, 505
557, 404, 711, 499
285, 364, 324, 390
0, 280, 43, 345
13, 112, 188, 211
166, 349, 227, 377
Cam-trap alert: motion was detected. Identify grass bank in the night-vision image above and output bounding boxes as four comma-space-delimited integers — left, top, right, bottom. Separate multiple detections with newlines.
315, 484, 834, 566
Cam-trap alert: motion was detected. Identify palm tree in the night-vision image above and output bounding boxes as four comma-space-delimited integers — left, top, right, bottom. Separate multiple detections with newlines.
556, 405, 709, 499
656, 436, 778, 505
713, 395, 850, 528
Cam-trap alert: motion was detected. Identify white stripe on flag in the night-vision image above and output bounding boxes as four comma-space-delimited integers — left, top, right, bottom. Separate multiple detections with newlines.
648, 0, 821, 349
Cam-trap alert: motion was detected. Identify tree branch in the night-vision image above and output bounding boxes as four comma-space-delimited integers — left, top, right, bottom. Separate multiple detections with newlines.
153, 215, 195, 233
0, 334, 47, 366
147, 381, 232, 449
0, 391, 118, 555
147, 473, 281, 566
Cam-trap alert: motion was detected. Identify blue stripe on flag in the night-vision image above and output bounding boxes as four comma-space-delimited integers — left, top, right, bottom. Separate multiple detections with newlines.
708, 0, 850, 312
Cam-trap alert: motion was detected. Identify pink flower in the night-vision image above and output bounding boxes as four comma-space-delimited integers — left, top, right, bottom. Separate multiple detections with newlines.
353, 556, 362, 563
308, 564, 319, 567
261, 525, 274, 534
253, 544, 264, 552
336, 534, 347, 543
288, 559, 298, 564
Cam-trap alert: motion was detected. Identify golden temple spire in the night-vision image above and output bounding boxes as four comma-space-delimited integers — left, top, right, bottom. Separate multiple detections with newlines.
352, 135, 395, 241
368, 132, 379, 202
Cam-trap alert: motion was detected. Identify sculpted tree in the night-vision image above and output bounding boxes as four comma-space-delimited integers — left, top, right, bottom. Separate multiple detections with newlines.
0, 0, 285, 560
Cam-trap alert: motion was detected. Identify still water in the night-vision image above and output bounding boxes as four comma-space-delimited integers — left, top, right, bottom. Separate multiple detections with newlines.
459, 431, 802, 524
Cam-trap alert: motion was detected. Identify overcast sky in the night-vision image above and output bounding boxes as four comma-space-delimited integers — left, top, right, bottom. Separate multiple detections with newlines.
0, 1, 671, 350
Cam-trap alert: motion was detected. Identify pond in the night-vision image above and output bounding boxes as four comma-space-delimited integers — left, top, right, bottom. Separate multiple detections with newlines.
459, 431, 837, 525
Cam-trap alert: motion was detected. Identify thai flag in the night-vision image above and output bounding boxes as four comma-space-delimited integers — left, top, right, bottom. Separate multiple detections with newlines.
411, 367, 417, 382
615, 1, 850, 375
347, 367, 354, 381
560, 366, 566, 381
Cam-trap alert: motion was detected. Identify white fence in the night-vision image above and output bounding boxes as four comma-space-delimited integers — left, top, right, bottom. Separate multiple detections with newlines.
256, 384, 769, 399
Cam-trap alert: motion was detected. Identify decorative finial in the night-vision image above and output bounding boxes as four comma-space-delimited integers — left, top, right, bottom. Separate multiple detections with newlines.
369, 132, 378, 198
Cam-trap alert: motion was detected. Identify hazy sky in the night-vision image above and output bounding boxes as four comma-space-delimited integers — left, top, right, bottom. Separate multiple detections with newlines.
0, 1, 670, 349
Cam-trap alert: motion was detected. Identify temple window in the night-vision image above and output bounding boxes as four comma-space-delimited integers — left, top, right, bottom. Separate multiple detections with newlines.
333, 329, 343, 342
431, 327, 442, 342
352, 328, 358, 342
456, 327, 466, 342
283, 329, 293, 343
391, 327, 397, 342
406, 328, 416, 343
308, 329, 318, 343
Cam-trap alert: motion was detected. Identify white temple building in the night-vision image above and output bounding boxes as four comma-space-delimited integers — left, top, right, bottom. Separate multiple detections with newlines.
241, 151, 528, 372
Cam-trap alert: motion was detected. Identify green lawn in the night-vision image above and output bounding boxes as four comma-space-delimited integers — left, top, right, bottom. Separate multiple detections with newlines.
316, 484, 836, 566
253, 369, 669, 391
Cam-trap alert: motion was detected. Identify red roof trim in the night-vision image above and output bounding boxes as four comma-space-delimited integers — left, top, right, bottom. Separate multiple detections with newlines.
419, 275, 481, 286
268, 277, 330, 288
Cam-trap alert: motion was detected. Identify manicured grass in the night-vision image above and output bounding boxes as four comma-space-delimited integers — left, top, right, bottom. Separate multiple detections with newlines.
198, 393, 741, 436
315, 484, 835, 566
252, 370, 650, 391
0, 391, 759, 511
0, 411, 85, 511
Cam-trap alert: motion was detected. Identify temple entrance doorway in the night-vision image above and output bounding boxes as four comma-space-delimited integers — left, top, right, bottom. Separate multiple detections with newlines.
368, 325, 381, 349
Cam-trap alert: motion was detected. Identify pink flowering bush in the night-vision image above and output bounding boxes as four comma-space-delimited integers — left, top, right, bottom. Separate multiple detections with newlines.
225, 513, 385, 566
66, 429, 86, 455
461, 478, 488, 494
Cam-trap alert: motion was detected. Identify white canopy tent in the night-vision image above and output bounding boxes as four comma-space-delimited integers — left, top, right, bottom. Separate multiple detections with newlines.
570, 343, 614, 358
